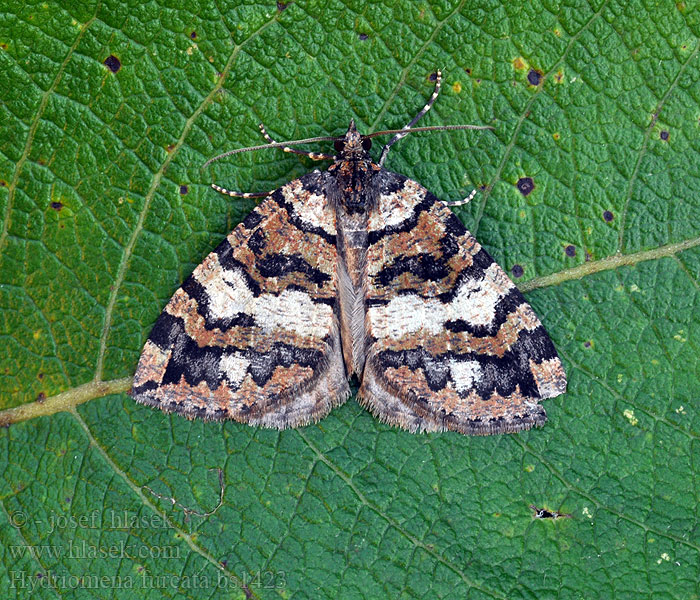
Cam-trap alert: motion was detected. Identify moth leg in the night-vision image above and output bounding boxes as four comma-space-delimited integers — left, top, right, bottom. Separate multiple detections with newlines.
210, 184, 271, 198
442, 189, 477, 207
378, 70, 443, 166
258, 123, 334, 161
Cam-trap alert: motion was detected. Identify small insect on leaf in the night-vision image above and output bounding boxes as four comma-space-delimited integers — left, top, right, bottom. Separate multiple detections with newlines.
131, 72, 566, 435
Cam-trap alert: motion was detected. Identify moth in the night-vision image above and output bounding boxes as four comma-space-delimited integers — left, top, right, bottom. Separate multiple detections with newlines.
131, 72, 567, 435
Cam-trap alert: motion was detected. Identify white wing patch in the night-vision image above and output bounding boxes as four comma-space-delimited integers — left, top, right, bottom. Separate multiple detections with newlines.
283, 179, 336, 235
219, 354, 250, 386
367, 294, 443, 339
254, 289, 333, 338
198, 255, 254, 319
451, 264, 513, 328
369, 179, 425, 229
367, 263, 517, 340
449, 359, 482, 393
196, 254, 333, 339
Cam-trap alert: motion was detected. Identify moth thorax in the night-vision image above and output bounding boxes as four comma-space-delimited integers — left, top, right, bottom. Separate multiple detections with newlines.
332, 160, 378, 214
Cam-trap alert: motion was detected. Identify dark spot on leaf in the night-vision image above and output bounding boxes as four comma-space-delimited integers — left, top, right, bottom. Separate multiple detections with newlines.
0, 43, 7, 50
516, 177, 534, 196
38, 158, 45, 166
220, 560, 228, 567
180, 185, 188, 195
38, 372, 44, 380
584, 341, 592, 348
358, 33, 369, 40
554, 71, 563, 83
585, 250, 592, 262
104, 55, 121, 73
565, 245, 576, 257
65, 496, 72, 503
660, 130, 669, 141
553, 132, 560, 140
530, 505, 572, 520
0, 180, 6, 186
475, 78, 481, 83
50, 201, 63, 211
511, 264, 524, 278
36, 392, 46, 403
527, 69, 543, 86
478, 184, 487, 191
166, 144, 176, 152
277, 0, 289, 10
429, 72, 438, 82
190, 31, 197, 39
603, 210, 614, 222
465, 68, 471, 75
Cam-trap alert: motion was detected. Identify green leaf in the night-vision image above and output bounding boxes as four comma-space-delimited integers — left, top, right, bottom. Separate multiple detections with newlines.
1, 1, 699, 598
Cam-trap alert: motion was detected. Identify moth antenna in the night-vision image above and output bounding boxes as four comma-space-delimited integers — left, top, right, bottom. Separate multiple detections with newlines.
203, 124, 493, 169
366, 124, 494, 139
202, 135, 337, 168
378, 70, 442, 165
259, 123, 335, 161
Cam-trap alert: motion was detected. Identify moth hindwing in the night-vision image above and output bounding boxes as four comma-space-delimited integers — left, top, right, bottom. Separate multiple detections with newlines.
131, 72, 567, 435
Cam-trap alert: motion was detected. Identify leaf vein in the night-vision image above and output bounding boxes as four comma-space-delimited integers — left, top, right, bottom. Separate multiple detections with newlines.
93, 11, 284, 381
472, 0, 610, 236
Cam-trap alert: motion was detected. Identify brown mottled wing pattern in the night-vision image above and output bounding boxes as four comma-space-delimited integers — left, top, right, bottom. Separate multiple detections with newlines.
131, 171, 350, 428
360, 175, 567, 435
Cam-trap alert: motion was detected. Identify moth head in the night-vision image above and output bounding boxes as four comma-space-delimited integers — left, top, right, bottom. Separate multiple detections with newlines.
333, 120, 372, 161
